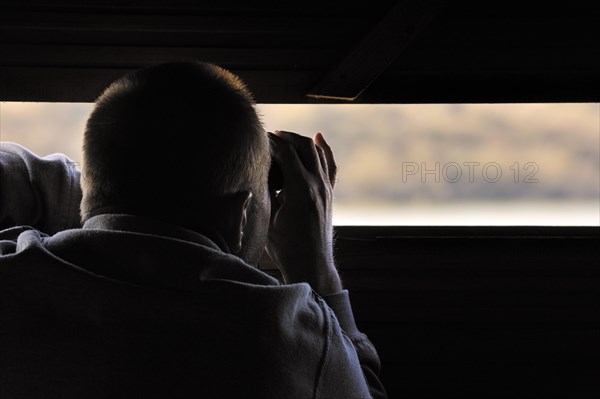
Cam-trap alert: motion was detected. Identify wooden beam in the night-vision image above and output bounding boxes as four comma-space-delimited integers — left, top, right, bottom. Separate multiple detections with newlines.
307, 0, 446, 101
0, 44, 336, 69
0, 67, 319, 103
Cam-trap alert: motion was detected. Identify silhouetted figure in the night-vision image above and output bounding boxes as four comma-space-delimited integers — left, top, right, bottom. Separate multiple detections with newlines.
0, 62, 386, 398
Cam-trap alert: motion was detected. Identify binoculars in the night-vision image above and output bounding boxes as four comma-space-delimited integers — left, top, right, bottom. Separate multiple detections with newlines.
268, 160, 284, 192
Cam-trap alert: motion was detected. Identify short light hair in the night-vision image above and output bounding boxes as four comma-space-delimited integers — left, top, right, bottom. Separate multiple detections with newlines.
81, 61, 269, 225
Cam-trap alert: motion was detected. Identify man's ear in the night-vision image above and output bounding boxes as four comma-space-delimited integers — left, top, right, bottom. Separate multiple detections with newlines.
221, 190, 252, 253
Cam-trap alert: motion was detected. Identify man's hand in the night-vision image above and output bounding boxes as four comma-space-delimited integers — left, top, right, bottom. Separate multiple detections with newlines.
266, 131, 342, 296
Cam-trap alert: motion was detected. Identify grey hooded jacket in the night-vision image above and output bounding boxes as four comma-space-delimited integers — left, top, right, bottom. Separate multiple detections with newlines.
0, 142, 386, 399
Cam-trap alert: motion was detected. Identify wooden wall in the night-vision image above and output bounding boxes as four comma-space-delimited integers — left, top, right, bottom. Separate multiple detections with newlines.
1, 1, 600, 103
264, 226, 600, 398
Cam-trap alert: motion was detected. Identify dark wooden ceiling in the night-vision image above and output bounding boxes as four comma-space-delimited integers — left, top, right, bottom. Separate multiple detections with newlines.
1, 0, 599, 103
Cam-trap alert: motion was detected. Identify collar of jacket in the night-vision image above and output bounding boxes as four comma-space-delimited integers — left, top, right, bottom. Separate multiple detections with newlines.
83, 213, 230, 253
38, 214, 281, 293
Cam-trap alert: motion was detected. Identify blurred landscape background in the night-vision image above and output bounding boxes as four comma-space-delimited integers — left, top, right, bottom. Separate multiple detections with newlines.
1, 102, 598, 225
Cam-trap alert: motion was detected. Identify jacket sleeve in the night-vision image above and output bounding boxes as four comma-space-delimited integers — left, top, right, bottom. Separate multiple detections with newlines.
320, 290, 388, 399
0, 142, 82, 234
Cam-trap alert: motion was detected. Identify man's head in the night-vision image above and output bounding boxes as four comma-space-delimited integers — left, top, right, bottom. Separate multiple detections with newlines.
81, 61, 271, 264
